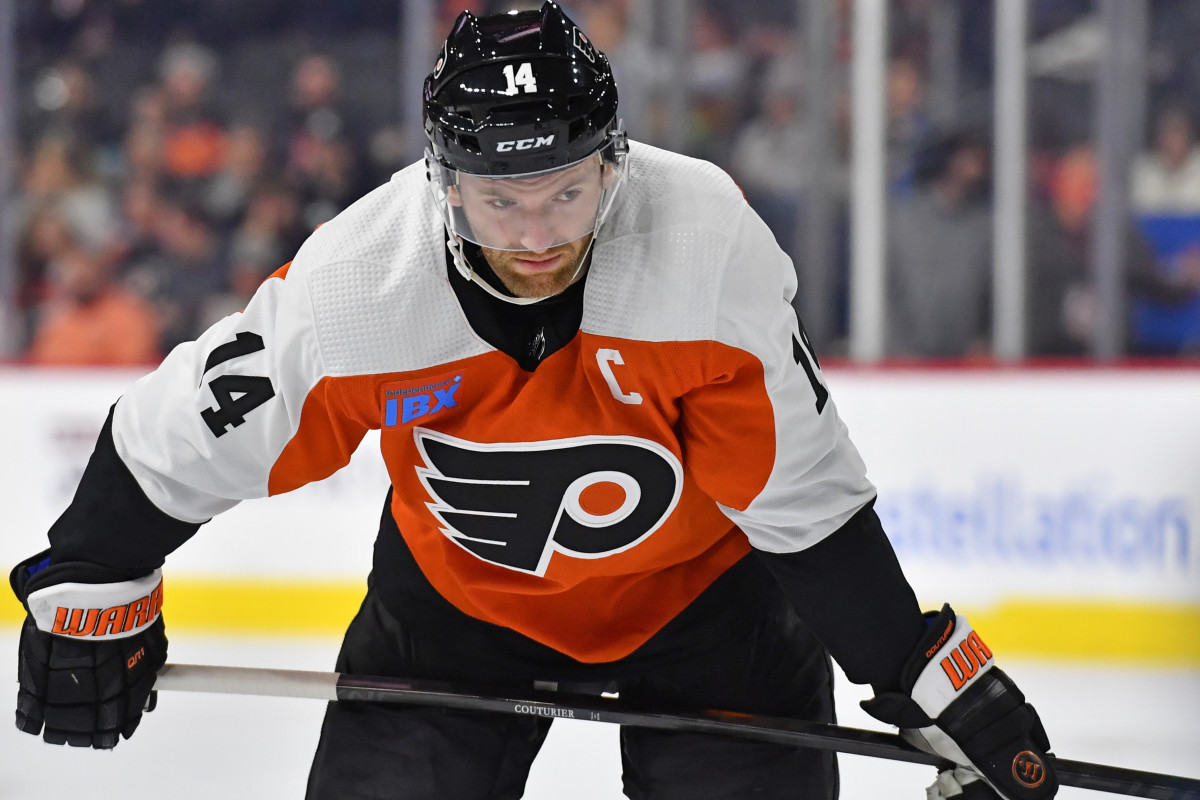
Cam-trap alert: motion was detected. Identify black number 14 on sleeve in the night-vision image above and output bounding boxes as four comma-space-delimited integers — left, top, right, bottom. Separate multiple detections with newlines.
199, 332, 276, 438
790, 310, 828, 414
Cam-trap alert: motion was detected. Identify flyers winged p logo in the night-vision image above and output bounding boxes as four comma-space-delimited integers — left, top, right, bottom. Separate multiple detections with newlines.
415, 430, 683, 575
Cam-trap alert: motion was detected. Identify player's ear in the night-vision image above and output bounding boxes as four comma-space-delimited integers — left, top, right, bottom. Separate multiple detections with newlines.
447, 185, 464, 207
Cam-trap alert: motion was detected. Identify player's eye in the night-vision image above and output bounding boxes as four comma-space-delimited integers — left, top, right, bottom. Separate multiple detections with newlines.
553, 188, 583, 203
486, 197, 517, 210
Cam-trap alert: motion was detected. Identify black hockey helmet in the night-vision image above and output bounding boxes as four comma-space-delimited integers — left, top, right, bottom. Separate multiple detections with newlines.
423, 1, 621, 176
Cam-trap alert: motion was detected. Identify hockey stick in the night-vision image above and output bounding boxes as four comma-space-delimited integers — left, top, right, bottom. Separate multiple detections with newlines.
155, 663, 1200, 800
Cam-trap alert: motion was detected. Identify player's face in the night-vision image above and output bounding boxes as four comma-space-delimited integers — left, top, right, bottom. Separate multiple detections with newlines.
453, 157, 606, 298
454, 157, 605, 251
479, 232, 593, 299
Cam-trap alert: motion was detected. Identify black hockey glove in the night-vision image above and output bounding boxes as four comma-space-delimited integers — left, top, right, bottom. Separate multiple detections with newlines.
861, 604, 1057, 800
11, 549, 167, 749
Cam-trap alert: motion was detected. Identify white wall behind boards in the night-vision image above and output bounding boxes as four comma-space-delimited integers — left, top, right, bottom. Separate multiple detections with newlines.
827, 368, 1199, 607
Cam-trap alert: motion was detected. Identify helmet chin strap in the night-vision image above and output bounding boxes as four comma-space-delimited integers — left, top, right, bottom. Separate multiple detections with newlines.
446, 234, 595, 306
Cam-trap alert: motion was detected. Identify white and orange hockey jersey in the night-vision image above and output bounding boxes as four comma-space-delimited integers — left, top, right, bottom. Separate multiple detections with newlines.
109, 142, 876, 663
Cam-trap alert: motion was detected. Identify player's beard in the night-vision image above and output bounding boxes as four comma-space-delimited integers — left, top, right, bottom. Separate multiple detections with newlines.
480, 234, 592, 299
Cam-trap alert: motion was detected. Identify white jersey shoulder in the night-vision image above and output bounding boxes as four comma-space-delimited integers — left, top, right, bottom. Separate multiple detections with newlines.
287, 162, 490, 378
112, 164, 483, 522
585, 141, 793, 349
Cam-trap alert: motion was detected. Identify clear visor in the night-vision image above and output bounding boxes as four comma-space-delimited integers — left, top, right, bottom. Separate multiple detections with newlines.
427, 143, 628, 252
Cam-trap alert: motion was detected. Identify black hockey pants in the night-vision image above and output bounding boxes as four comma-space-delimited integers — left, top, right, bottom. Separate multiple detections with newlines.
305, 575, 838, 799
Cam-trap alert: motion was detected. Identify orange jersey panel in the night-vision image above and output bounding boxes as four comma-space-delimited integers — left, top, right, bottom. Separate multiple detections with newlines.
268, 333, 774, 662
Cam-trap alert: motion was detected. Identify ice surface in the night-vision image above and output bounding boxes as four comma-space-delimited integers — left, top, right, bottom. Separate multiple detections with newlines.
1, 632, 1196, 799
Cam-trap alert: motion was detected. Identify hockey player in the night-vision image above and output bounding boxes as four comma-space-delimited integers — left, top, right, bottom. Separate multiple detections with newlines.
11, 4, 1056, 799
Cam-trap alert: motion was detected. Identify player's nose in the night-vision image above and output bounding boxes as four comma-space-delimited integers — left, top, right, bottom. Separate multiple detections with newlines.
516, 212, 558, 251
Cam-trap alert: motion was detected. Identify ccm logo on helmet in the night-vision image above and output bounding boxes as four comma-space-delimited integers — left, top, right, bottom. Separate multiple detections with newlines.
496, 135, 555, 153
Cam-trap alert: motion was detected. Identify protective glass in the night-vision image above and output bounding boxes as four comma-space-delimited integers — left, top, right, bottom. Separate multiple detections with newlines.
427, 141, 628, 252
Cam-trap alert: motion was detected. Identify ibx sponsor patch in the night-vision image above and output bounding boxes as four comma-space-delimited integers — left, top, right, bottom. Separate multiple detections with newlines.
383, 372, 465, 427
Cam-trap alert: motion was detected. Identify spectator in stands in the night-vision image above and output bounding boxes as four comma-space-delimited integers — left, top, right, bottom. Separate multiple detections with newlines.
281, 53, 349, 153
886, 54, 930, 193
685, 7, 750, 165
1026, 142, 1200, 355
886, 129, 992, 358
158, 41, 228, 183
121, 87, 169, 185
112, 176, 164, 273
196, 221, 285, 332
573, 0, 662, 140
280, 56, 358, 174
15, 134, 122, 346
274, 53, 371, 227
1127, 103, 1200, 353
1132, 104, 1200, 213
205, 122, 272, 233
124, 191, 228, 353
293, 132, 364, 230
15, 207, 73, 346
23, 59, 121, 158
240, 175, 312, 265
730, 77, 809, 258
193, 173, 305, 336
20, 134, 121, 259
28, 245, 161, 367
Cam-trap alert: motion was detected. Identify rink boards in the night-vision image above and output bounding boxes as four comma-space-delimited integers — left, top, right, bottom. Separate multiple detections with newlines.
1, 365, 1197, 665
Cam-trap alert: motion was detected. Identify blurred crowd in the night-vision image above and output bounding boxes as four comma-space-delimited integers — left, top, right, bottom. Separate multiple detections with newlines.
8, 0, 1200, 366
11, 0, 405, 365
